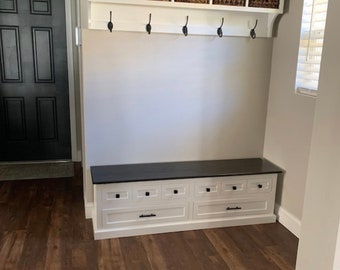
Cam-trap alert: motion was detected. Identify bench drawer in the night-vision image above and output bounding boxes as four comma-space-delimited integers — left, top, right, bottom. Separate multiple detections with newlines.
221, 179, 247, 196
133, 184, 162, 201
162, 182, 190, 200
99, 183, 133, 208
194, 178, 220, 198
247, 178, 272, 193
193, 199, 270, 219
102, 203, 189, 228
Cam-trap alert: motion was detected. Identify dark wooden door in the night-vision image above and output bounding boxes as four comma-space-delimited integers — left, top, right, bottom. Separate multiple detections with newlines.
0, 0, 71, 161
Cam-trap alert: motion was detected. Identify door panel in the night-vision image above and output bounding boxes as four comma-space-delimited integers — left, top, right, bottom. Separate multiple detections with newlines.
30, 0, 51, 15
36, 97, 57, 141
0, 26, 22, 82
0, 0, 71, 161
4, 97, 26, 140
0, 0, 17, 13
32, 27, 54, 83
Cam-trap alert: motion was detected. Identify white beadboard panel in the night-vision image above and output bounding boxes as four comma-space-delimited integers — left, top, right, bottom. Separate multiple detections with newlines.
82, 30, 272, 167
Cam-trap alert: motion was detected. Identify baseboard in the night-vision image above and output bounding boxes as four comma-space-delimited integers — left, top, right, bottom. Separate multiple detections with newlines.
275, 204, 301, 238
94, 214, 277, 240
85, 202, 94, 219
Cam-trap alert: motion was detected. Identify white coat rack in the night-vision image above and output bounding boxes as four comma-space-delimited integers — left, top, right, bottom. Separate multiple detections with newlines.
86, 0, 284, 38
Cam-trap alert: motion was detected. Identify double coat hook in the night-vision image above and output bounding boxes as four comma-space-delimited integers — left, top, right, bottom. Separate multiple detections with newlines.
217, 18, 224, 38
107, 11, 113, 32
182, 16, 189, 36
146, 13, 152, 34
250, 19, 258, 39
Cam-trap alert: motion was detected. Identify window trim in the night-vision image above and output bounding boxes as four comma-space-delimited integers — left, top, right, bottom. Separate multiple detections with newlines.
295, 0, 329, 97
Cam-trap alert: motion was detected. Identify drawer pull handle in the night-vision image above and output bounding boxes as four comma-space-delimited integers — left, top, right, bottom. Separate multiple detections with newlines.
174, 189, 178, 194
232, 186, 237, 190
145, 191, 150, 196
206, 188, 211, 192
139, 214, 156, 218
226, 206, 242, 211
258, 184, 263, 189
115, 194, 120, 199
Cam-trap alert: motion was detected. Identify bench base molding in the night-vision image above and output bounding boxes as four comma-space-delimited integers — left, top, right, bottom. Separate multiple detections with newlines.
93, 214, 276, 240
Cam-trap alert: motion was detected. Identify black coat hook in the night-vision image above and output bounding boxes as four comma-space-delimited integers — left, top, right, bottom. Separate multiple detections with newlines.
250, 19, 258, 39
146, 13, 152, 34
217, 17, 224, 38
107, 11, 113, 32
182, 16, 189, 36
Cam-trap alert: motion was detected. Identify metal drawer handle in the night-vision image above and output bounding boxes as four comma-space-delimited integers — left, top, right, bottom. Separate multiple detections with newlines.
174, 189, 178, 194
139, 214, 156, 218
206, 187, 211, 192
115, 193, 120, 199
145, 191, 150, 196
226, 206, 242, 211
258, 184, 263, 189
232, 186, 237, 190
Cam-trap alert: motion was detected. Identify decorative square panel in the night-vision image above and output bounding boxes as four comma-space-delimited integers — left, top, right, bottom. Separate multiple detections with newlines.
0, 0, 17, 13
30, 0, 51, 15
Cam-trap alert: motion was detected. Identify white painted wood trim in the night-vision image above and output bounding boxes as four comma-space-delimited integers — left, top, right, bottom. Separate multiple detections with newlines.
85, 202, 94, 219
65, 0, 81, 162
93, 214, 276, 239
87, 1, 284, 37
275, 203, 301, 238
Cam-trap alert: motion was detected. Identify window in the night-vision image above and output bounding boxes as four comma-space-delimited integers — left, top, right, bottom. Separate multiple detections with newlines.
295, 0, 329, 96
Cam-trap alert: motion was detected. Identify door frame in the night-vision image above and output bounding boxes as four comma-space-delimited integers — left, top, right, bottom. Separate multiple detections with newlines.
65, 0, 81, 162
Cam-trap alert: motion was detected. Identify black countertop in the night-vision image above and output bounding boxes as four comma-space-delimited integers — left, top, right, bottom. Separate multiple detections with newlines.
91, 158, 283, 185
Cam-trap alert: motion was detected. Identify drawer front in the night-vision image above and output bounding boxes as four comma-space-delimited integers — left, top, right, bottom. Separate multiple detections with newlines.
100, 183, 133, 207
221, 179, 247, 196
247, 178, 272, 193
102, 204, 189, 228
162, 183, 190, 200
193, 199, 269, 219
134, 184, 162, 201
194, 179, 220, 198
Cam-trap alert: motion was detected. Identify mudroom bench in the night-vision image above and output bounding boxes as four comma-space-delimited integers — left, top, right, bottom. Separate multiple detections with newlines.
91, 158, 282, 239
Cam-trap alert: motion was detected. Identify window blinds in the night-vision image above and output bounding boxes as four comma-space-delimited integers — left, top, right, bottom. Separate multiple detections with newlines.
295, 0, 329, 95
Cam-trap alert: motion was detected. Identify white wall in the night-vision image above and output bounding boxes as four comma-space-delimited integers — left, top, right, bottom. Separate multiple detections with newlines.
263, 0, 316, 235
81, 30, 273, 203
296, 0, 340, 267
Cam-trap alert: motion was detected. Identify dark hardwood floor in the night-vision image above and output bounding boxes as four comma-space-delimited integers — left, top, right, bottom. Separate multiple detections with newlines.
0, 165, 298, 270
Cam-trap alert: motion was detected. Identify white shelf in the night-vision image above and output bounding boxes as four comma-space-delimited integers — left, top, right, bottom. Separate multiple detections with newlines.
86, 0, 284, 38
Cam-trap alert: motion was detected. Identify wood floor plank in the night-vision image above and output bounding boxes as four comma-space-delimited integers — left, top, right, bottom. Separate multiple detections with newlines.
224, 226, 281, 270
181, 230, 230, 270
149, 231, 210, 270
44, 183, 71, 270
262, 245, 296, 270
204, 228, 249, 270
0, 164, 298, 270
98, 239, 126, 270
119, 236, 152, 270
140, 234, 168, 270
0, 230, 26, 270
0, 182, 11, 203
17, 202, 51, 269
